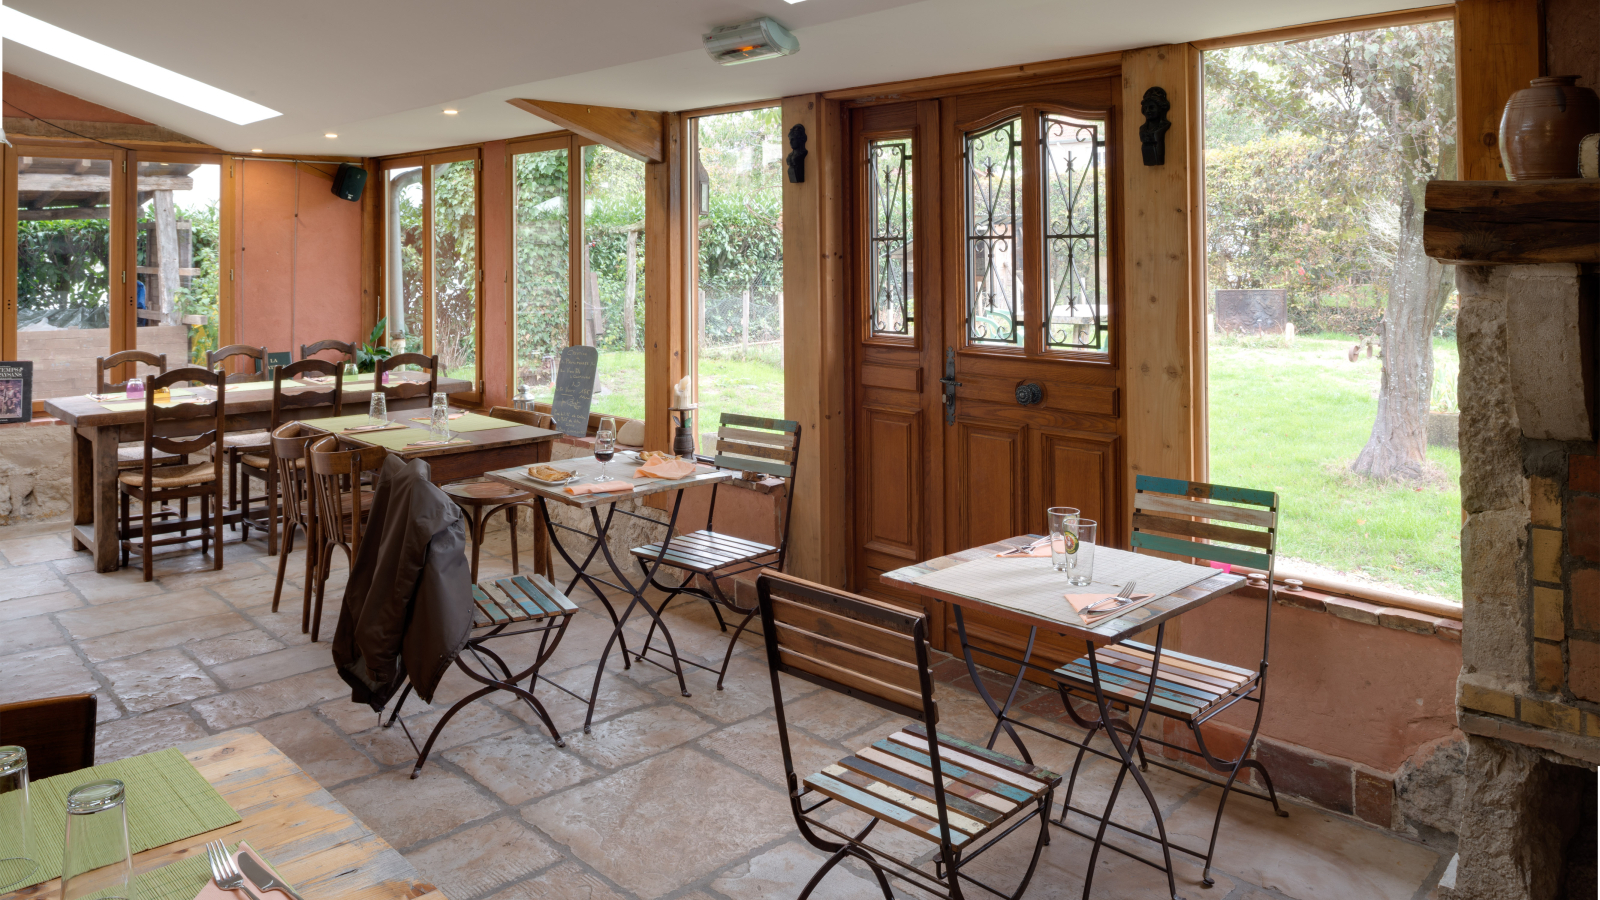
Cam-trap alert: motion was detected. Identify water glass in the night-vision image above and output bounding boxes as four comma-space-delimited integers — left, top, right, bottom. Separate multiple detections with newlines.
1067, 519, 1098, 586
1048, 507, 1080, 572
595, 417, 617, 477
60, 780, 131, 900
0, 746, 33, 891
368, 391, 387, 426
344, 363, 359, 383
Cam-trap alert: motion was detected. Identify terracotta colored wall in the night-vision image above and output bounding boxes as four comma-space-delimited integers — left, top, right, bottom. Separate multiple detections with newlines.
1181, 594, 1462, 772
2, 73, 148, 123
481, 141, 510, 408
234, 161, 362, 358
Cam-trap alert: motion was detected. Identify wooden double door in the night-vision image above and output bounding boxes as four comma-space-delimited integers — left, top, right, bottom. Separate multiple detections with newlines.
849, 77, 1126, 650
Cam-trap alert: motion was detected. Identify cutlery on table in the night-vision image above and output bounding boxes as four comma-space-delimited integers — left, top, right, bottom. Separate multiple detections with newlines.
207, 839, 262, 900
238, 852, 305, 900
1086, 580, 1138, 613
998, 537, 1051, 557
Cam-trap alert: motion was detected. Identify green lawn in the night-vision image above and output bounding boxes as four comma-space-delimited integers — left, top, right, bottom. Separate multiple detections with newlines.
1208, 332, 1462, 600
523, 348, 786, 437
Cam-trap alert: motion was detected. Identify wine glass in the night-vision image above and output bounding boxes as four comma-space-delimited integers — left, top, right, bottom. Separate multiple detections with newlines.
595, 417, 617, 478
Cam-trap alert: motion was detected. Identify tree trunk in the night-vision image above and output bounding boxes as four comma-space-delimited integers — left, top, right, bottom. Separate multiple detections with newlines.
622, 227, 639, 352
154, 190, 180, 325
1351, 176, 1452, 481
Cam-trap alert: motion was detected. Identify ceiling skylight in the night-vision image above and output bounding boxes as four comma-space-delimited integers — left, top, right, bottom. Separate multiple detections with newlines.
0, 7, 281, 125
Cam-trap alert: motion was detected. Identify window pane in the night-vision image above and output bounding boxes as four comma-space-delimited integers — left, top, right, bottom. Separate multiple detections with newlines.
695, 107, 785, 440
868, 137, 913, 338
432, 159, 477, 382
582, 145, 646, 421
965, 118, 1023, 346
512, 148, 570, 407
135, 161, 221, 366
1041, 115, 1107, 353
16, 156, 113, 398
385, 166, 424, 355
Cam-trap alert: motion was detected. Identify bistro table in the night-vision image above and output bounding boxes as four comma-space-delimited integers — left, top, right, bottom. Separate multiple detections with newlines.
41, 372, 469, 573
0, 728, 445, 900
486, 455, 732, 732
883, 535, 1246, 900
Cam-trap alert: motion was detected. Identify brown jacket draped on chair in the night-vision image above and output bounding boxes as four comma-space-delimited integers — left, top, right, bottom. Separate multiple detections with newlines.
333, 454, 474, 711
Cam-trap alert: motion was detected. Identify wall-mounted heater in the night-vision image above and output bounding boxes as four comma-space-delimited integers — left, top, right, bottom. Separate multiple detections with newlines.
703, 17, 798, 66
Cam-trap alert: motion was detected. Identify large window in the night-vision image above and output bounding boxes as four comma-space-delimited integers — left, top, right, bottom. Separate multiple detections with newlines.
581, 145, 646, 420
867, 136, 913, 338
510, 141, 570, 402
1203, 20, 1460, 602
384, 152, 480, 389
692, 107, 784, 440
135, 160, 221, 365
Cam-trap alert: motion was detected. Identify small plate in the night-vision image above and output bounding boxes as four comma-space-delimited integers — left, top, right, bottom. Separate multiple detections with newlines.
526, 467, 578, 486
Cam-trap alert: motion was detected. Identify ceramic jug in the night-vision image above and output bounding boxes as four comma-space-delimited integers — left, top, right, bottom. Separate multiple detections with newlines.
1499, 76, 1600, 180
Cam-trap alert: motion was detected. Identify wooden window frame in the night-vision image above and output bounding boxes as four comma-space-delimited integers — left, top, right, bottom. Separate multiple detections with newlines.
858, 127, 920, 350
128, 149, 233, 370
504, 133, 581, 404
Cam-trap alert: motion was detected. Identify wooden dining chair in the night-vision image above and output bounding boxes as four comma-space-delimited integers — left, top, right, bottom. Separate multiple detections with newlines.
96, 351, 184, 470
300, 339, 356, 364
631, 413, 802, 689
441, 406, 552, 582
207, 344, 272, 526
756, 571, 1059, 900
264, 422, 324, 635
1050, 475, 1287, 889
0, 694, 97, 780
306, 435, 385, 641
117, 367, 227, 581
238, 360, 342, 554
375, 352, 439, 405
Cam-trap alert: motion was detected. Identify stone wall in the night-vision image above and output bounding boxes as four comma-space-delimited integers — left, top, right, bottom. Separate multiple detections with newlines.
0, 420, 72, 526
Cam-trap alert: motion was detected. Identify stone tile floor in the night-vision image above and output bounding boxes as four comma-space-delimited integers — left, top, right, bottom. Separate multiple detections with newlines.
0, 523, 1452, 900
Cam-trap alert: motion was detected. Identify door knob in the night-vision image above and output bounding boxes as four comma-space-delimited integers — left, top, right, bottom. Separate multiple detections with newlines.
1015, 383, 1044, 406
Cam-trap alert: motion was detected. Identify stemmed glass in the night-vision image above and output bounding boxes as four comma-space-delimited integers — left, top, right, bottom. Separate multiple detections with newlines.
595, 417, 617, 478
60, 780, 131, 900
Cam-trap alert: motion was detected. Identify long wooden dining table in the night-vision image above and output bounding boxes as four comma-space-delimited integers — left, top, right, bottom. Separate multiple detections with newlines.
41, 373, 470, 573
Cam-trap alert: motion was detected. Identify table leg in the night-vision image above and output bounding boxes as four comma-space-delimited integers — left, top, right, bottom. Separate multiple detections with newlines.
92, 427, 121, 572
589, 495, 692, 700
952, 605, 1035, 764
70, 427, 94, 551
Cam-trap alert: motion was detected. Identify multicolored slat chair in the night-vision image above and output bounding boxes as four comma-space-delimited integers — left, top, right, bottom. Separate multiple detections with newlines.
385, 573, 578, 778
1050, 474, 1287, 890
757, 571, 1059, 900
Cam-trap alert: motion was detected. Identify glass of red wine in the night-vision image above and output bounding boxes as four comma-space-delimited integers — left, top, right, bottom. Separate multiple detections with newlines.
595, 417, 617, 478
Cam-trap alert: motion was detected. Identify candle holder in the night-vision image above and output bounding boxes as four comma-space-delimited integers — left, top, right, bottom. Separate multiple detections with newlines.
668, 404, 698, 458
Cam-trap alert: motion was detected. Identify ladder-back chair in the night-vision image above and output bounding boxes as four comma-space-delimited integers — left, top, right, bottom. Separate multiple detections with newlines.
306, 435, 385, 641
441, 406, 553, 581
300, 339, 356, 364
757, 572, 1059, 900
375, 353, 439, 405
265, 422, 323, 635
1050, 475, 1287, 888
238, 360, 342, 553
97, 351, 182, 470
117, 367, 227, 581
632, 413, 802, 689
207, 344, 271, 525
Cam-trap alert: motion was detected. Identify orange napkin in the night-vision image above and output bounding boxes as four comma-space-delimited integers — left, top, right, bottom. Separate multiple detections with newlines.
191, 841, 288, 900
1065, 592, 1151, 624
564, 480, 634, 495
635, 452, 697, 479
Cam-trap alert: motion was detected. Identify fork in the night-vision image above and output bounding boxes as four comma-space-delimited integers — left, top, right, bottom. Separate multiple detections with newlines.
207, 840, 262, 900
1086, 580, 1139, 613
998, 537, 1052, 557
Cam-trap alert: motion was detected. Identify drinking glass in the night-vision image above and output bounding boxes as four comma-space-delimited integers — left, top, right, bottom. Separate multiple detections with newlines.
0, 746, 33, 891
344, 362, 358, 382
60, 780, 131, 900
595, 417, 617, 477
368, 391, 387, 426
1067, 519, 1098, 586
125, 380, 144, 400
1047, 507, 1080, 572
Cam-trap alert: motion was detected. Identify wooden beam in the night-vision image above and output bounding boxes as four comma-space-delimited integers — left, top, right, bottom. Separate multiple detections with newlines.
1191, 4, 1454, 51
643, 113, 688, 453
16, 206, 107, 221
507, 99, 664, 163
18, 173, 194, 192
822, 52, 1122, 104
2, 117, 206, 146
1423, 178, 1600, 264
1456, 0, 1543, 181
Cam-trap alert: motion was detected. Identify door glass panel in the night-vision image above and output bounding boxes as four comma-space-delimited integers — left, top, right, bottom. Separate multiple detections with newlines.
868, 137, 914, 338
582, 144, 646, 420
385, 166, 425, 354
15, 156, 113, 398
964, 118, 1023, 347
432, 159, 477, 382
1041, 115, 1108, 353
135, 161, 221, 365
512, 147, 569, 407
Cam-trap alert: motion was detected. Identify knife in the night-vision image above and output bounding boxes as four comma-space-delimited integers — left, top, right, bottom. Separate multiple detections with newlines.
239, 853, 306, 900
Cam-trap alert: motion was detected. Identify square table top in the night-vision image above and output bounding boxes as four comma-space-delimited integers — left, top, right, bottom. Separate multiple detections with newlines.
484, 453, 733, 508
306, 409, 559, 460
882, 535, 1246, 645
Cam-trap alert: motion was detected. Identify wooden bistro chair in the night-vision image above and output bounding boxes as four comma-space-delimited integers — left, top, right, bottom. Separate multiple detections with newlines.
756, 572, 1060, 900
117, 368, 227, 581
264, 422, 325, 636
300, 339, 356, 364
0, 694, 97, 780
384, 573, 578, 779
442, 406, 553, 582
305, 435, 385, 641
207, 344, 272, 529
238, 360, 343, 554
1050, 475, 1287, 889
96, 350, 181, 467
631, 413, 801, 690
375, 352, 439, 406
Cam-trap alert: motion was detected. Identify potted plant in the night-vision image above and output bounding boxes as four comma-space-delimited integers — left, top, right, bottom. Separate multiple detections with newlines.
356, 318, 393, 374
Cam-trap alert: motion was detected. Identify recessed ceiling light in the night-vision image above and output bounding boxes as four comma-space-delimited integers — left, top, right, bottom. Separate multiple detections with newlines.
0, 7, 280, 125
325, 133, 338, 139
443, 109, 459, 115
251, 148, 263, 153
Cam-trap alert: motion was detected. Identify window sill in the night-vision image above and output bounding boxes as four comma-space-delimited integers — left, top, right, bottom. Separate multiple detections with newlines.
1233, 579, 1462, 642
1236, 564, 1461, 622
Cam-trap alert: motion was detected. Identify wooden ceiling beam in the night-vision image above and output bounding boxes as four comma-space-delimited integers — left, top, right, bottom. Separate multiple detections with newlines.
506, 99, 663, 162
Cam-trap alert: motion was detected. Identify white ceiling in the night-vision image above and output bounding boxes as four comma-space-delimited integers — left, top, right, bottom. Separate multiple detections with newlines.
4, 0, 1423, 158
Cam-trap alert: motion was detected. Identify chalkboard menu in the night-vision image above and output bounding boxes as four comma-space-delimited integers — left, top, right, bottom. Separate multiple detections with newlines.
0, 361, 32, 424
550, 345, 599, 437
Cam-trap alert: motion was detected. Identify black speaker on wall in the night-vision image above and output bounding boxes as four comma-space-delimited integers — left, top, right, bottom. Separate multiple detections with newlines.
331, 163, 367, 202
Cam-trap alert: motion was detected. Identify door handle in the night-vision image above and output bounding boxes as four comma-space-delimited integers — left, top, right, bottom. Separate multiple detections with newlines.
941, 347, 961, 424
1015, 383, 1043, 406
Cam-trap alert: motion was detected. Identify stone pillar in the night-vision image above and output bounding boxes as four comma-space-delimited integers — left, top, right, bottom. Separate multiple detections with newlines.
1447, 735, 1589, 899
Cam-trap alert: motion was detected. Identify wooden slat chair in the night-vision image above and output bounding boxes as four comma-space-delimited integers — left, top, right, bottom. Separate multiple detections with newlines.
238, 360, 343, 554
383, 573, 578, 778
300, 339, 356, 364
117, 367, 227, 581
0, 694, 96, 780
305, 436, 385, 641
757, 572, 1059, 900
207, 344, 272, 527
264, 422, 325, 635
1050, 475, 1288, 889
440, 407, 553, 582
631, 413, 802, 689
97, 351, 188, 470
375, 353, 439, 405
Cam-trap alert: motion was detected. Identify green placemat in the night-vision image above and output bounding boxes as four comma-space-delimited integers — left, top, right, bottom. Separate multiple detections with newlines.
124, 841, 234, 900
311, 413, 392, 432
0, 748, 240, 893
354, 427, 457, 451
99, 399, 199, 412
398, 412, 515, 433
217, 381, 276, 394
